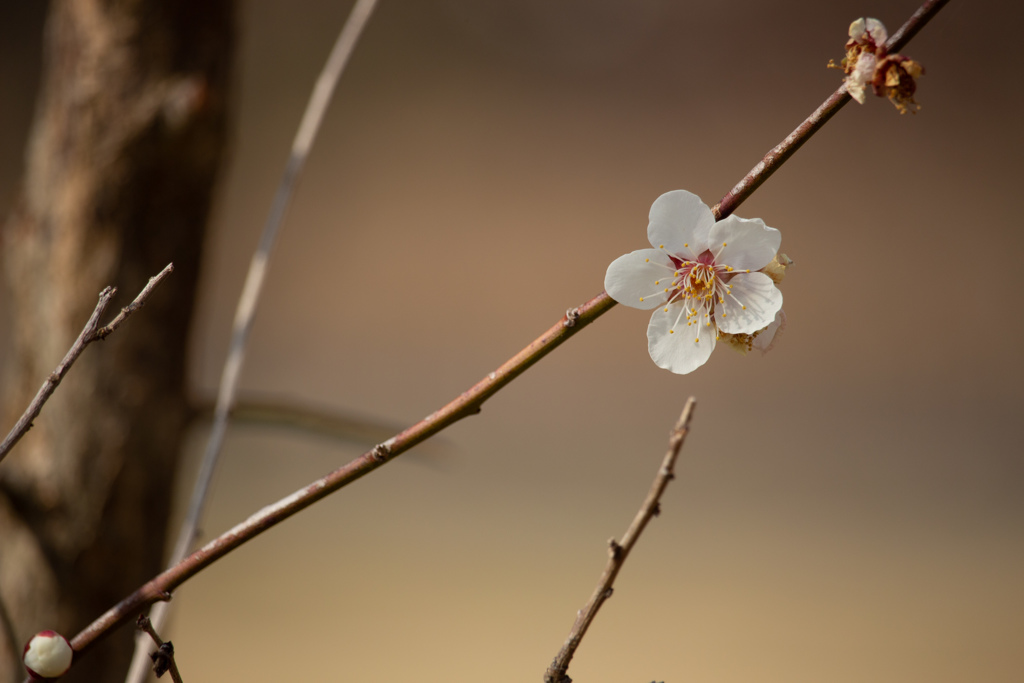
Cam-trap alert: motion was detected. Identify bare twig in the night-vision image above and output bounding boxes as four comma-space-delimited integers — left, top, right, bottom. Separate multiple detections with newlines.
136, 616, 182, 683
125, 2, 382, 681
0, 263, 174, 466
544, 399, 697, 683
54, 0, 949, 673
94, 264, 177, 340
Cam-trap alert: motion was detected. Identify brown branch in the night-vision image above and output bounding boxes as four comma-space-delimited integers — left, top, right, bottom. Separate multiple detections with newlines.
69, 292, 616, 657
544, 399, 697, 683
136, 615, 182, 683
56, 0, 950, 672
0, 263, 174, 466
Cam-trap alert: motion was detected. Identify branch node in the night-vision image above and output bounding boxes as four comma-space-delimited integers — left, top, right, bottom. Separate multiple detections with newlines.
137, 613, 182, 681
563, 307, 581, 327
371, 443, 391, 462
150, 642, 176, 678
607, 538, 622, 559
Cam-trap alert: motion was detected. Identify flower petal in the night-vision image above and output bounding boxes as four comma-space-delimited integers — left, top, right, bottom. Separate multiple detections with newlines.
849, 18, 887, 46
751, 309, 786, 355
847, 53, 876, 104
864, 18, 887, 46
714, 272, 783, 334
647, 190, 714, 260
604, 249, 677, 310
709, 215, 781, 272
647, 303, 716, 374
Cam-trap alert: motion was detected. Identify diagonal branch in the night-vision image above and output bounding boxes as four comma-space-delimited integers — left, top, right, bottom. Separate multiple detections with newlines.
71, 292, 616, 657
544, 398, 697, 683
0, 263, 174, 466
57, 0, 950, 672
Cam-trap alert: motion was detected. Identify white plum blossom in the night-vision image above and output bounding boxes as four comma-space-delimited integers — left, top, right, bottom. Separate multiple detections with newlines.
831, 17, 925, 113
23, 631, 73, 679
845, 18, 887, 104
605, 190, 785, 374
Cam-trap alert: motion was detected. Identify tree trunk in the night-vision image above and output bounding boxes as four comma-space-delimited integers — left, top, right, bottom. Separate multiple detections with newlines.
0, 1, 233, 680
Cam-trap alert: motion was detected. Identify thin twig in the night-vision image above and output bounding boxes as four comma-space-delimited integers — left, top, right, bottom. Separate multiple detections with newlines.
544, 398, 697, 683
0, 263, 174, 466
94, 264, 176, 340
124, 2, 382, 681
136, 616, 182, 683
56, 0, 949, 673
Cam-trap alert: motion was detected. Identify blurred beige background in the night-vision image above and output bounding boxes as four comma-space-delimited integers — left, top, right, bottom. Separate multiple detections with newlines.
2, 1, 1022, 681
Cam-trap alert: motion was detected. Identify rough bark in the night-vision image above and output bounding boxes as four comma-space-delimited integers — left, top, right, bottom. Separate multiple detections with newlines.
0, 1, 233, 680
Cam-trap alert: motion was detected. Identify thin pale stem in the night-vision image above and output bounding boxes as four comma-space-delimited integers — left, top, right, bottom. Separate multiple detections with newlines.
0, 263, 174, 465
544, 399, 697, 683
124, 1, 382, 681
57, 0, 949, 674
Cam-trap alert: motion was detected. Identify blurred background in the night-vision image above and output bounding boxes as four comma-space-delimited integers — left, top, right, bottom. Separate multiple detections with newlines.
2, 0, 1022, 681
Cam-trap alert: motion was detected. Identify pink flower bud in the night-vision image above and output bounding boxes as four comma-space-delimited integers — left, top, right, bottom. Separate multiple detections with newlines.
23, 631, 73, 679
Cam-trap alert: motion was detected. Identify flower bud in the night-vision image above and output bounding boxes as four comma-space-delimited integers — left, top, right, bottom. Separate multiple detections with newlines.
23, 631, 73, 679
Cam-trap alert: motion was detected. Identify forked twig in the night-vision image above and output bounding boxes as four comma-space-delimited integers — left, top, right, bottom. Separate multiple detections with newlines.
54, 0, 949, 674
125, 1, 382, 680
0, 263, 174, 466
543, 398, 697, 683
